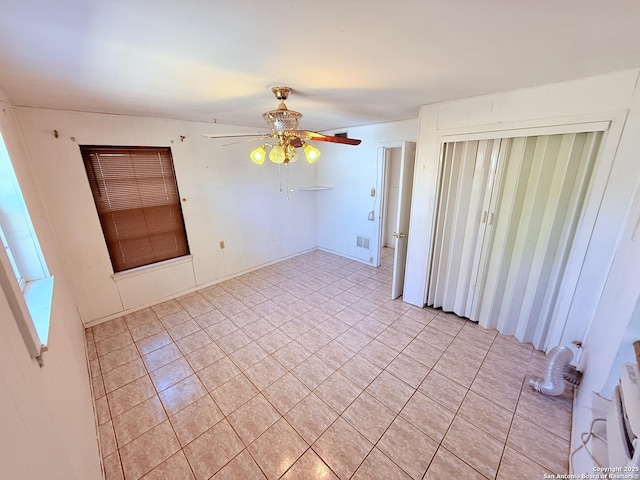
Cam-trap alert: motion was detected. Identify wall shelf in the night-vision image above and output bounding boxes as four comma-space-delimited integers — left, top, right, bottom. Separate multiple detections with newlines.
297, 186, 333, 191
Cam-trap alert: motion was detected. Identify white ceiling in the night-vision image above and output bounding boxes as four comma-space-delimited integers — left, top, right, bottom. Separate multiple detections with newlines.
1, 0, 640, 132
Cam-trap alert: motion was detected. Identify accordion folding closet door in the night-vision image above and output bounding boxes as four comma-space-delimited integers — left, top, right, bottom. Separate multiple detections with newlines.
427, 131, 603, 349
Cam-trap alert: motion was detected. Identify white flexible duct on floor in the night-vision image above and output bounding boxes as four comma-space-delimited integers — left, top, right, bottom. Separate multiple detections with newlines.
528, 345, 574, 396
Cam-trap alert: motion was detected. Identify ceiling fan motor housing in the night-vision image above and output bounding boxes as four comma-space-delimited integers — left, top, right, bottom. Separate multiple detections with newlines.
263, 109, 302, 132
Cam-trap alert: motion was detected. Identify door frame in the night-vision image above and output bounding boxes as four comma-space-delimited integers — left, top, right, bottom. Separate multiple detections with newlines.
376, 142, 404, 267
379, 147, 393, 251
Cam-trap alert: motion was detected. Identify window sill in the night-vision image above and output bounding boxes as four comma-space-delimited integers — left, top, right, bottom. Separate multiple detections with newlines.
24, 276, 54, 347
110, 255, 193, 282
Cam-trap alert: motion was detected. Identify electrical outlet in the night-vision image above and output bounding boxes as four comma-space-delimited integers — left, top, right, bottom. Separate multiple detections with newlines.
370, 188, 376, 197
368, 211, 375, 221
219, 240, 225, 249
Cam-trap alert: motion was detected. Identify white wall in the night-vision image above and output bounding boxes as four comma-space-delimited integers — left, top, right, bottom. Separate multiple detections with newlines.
316, 120, 417, 265
0, 99, 102, 479
14, 108, 318, 324
402, 68, 640, 471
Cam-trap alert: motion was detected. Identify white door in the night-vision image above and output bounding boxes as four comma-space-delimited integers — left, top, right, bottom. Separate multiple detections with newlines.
427, 139, 501, 315
391, 142, 417, 299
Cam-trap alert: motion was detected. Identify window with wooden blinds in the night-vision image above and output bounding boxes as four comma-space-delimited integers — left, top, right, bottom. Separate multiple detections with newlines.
80, 146, 190, 273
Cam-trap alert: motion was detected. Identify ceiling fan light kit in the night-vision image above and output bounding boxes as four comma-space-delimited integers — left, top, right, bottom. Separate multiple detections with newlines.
269, 144, 286, 164
249, 145, 267, 165
302, 143, 321, 163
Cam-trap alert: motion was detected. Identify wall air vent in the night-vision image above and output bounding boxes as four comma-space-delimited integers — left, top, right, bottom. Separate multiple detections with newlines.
356, 235, 371, 250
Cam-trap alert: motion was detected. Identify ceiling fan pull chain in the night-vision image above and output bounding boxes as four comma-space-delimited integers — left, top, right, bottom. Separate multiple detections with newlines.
285, 165, 291, 200
289, 163, 295, 194
278, 164, 283, 193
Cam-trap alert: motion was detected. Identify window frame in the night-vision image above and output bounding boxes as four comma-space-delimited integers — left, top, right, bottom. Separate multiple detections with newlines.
0, 224, 24, 290
80, 145, 190, 274
0, 131, 53, 366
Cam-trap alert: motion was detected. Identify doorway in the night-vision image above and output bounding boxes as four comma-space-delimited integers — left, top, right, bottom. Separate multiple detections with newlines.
382, 148, 402, 249
378, 142, 416, 299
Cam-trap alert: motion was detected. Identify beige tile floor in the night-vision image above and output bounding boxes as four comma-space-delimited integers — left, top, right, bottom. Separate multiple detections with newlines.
85, 249, 574, 480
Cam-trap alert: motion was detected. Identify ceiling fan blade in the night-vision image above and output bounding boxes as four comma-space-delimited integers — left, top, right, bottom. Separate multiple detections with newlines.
222, 137, 269, 146
295, 131, 362, 146
201, 133, 268, 139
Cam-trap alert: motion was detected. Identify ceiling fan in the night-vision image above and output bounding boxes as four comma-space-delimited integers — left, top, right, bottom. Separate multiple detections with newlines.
202, 86, 361, 165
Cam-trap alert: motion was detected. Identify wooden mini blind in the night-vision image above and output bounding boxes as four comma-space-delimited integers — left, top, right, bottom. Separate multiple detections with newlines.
80, 146, 190, 273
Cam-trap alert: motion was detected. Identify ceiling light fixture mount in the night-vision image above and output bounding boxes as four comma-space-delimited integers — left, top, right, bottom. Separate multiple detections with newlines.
271, 86, 292, 101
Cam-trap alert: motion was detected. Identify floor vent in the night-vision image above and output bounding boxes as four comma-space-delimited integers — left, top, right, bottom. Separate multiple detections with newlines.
356, 235, 371, 250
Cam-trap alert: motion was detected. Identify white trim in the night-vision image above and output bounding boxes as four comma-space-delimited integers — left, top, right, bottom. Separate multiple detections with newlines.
439, 122, 611, 144
316, 246, 374, 266
436, 113, 615, 141
110, 255, 193, 281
